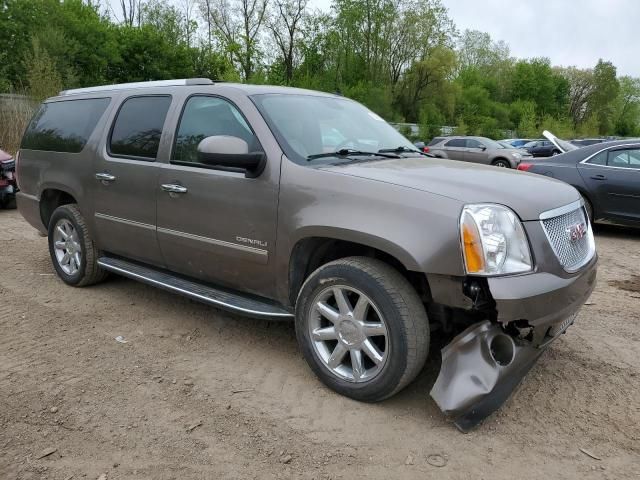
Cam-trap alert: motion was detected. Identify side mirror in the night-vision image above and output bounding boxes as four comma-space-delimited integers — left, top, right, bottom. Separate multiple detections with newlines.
196, 136, 266, 178
480, 146, 487, 151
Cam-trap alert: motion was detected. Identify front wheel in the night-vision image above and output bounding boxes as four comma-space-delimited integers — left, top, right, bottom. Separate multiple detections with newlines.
295, 257, 429, 402
492, 159, 511, 168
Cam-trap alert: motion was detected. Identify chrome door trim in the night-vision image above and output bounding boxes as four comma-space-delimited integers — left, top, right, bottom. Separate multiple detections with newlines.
94, 212, 156, 230
157, 227, 269, 259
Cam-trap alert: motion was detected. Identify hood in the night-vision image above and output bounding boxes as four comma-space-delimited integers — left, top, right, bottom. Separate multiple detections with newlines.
543, 130, 579, 154
0, 149, 12, 162
323, 157, 580, 221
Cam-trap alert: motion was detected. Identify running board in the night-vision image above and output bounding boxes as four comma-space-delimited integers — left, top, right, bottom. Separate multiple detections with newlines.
97, 256, 294, 320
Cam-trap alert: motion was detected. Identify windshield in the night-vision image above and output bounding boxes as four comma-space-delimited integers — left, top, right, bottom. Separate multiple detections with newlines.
479, 138, 504, 149
251, 94, 417, 164
497, 140, 514, 149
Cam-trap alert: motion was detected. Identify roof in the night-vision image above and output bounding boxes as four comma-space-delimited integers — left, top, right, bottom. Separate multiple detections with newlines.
57, 78, 339, 99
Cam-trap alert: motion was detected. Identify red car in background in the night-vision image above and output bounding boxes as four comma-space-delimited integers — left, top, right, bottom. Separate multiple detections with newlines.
0, 148, 17, 209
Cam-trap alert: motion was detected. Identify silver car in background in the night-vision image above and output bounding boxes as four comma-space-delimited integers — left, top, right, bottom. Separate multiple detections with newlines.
428, 136, 532, 168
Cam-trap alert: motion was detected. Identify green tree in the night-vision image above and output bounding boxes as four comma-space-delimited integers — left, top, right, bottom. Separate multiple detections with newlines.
24, 38, 63, 101
589, 60, 620, 134
613, 76, 640, 136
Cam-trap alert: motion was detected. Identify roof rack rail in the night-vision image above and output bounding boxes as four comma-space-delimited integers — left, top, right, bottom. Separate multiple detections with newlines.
59, 78, 214, 96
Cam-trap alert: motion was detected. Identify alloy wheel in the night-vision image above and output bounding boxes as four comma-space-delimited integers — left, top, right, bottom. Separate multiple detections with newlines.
308, 285, 389, 383
52, 218, 82, 275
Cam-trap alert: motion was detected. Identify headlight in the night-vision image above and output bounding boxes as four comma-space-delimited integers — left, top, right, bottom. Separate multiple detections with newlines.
512, 152, 522, 159
460, 204, 533, 275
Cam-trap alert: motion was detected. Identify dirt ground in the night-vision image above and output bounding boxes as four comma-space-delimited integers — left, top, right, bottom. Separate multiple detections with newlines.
1, 209, 639, 480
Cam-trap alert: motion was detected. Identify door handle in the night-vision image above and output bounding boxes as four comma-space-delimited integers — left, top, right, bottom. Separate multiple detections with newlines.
95, 172, 116, 182
590, 174, 607, 181
161, 183, 188, 194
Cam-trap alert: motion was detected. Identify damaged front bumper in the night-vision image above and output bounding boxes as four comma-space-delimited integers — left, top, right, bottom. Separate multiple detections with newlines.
430, 255, 597, 432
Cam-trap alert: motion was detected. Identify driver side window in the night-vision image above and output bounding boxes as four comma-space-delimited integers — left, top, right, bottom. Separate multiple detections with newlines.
466, 139, 483, 149
173, 96, 258, 164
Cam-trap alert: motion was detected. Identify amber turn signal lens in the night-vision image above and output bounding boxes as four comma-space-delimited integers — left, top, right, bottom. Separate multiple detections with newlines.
462, 220, 485, 273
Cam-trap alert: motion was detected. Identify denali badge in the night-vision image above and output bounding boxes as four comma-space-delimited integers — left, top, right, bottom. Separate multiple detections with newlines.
236, 236, 268, 248
566, 222, 586, 242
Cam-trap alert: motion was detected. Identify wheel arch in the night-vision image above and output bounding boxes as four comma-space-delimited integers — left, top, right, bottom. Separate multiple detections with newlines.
287, 232, 430, 306
39, 187, 78, 228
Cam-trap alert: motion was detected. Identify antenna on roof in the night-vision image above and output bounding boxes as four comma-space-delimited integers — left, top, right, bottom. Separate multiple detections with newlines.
59, 78, 214, 96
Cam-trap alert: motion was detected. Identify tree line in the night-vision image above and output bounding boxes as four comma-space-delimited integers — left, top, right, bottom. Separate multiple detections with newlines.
1, 0, 639, 141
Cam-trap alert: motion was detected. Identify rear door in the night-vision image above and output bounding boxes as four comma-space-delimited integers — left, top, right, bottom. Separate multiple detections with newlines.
463, 138, 488, 164
442, 138, 467, 160
92, 95, 172, 267
579, 146, 640, 222
155, 93, 281, 297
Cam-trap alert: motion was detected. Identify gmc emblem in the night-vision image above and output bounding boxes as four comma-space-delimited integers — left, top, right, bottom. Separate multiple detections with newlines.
567, 223, 587, 242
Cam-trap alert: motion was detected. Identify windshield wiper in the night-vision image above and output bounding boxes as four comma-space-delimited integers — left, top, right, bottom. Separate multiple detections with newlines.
380, 146, 432, 157
378, 146, 429, 156
307, 148, 400, 161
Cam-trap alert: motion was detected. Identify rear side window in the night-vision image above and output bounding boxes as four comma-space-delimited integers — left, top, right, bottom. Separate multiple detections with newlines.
445, 138, 465, 147
21, 98, 110, 153
587, 150, 607, 165
109, 96, 172, 160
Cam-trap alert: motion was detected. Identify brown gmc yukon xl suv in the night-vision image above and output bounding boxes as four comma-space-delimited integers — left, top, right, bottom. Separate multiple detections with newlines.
16, 79, 597, 430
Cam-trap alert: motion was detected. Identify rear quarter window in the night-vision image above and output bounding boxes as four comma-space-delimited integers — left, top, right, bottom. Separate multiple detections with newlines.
21, 98, 111, 153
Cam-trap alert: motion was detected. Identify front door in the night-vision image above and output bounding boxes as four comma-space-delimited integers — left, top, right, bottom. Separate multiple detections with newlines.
92, 95, 173, 267
156, 95, 280, 297
579, 147, 640, 222
463, 138, 488, 164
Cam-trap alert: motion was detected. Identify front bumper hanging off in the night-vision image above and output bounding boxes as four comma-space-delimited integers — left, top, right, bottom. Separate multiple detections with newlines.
430, 256, 597, 432
430, 320, 559, 432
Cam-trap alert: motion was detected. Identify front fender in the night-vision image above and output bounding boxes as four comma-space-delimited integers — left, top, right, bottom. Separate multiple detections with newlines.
289, 225, 422, 271
274, 159, 465, 304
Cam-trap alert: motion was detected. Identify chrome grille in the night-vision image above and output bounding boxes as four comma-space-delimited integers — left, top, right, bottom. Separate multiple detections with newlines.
541, 207, 593, 272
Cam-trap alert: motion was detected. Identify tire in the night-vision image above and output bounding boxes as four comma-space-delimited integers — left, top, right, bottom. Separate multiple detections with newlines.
492, 159, 511, 168
47, 204, 108, 287
295, 257, 429, 402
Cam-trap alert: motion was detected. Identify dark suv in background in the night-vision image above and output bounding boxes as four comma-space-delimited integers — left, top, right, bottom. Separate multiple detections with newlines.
524, 139, 562, 157
16, 79, 597, 430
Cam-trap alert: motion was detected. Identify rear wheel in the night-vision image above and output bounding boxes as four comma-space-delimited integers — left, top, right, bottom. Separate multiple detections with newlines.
48, 204, 108, 287
492, 159, 511, 168
295, 257, 429, 402
581, 195, 594, 222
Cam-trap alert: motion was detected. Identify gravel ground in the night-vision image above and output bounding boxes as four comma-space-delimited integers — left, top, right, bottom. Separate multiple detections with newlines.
1, 209, 639, 480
